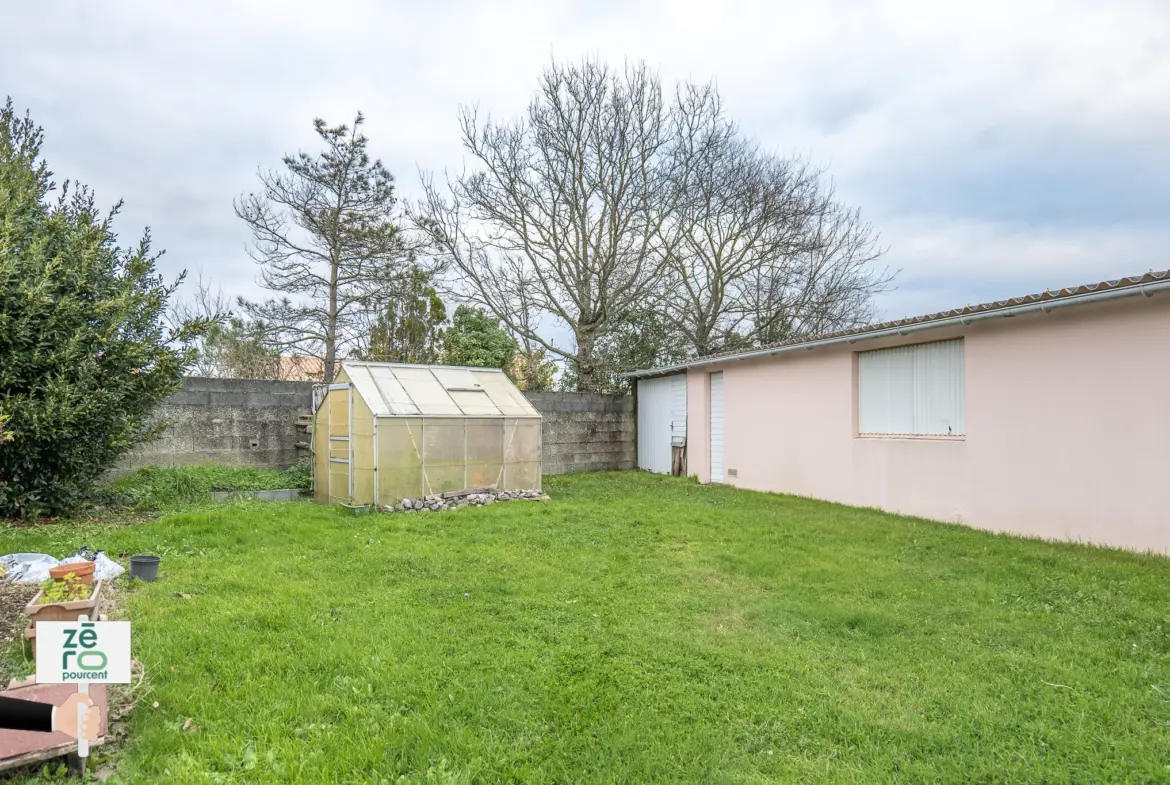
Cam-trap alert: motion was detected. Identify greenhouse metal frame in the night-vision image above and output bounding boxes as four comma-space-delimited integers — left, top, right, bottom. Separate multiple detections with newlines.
312, 361, 542, 506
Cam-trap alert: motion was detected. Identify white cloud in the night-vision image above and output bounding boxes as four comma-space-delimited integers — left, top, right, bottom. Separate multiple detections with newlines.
874, 216, 1170, 318
2, 0, 1167, 334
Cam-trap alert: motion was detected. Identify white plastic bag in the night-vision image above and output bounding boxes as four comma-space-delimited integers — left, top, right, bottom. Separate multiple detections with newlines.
60, 549, 126, 582
0, 553, 60, 584
93, 551, 126, 581
2, 548, 126, 585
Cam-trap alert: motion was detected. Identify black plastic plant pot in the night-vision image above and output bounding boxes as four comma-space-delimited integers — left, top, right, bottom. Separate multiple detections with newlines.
129, 555, 161, 582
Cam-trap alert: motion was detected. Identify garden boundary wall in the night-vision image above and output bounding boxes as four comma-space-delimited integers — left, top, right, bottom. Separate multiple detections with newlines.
115, 377, 314, 474
523, 391, 635, 475
115, 378, 634, 476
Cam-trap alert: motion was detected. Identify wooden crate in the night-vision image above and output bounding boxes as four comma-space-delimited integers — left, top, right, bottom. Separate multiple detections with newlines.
23, 581, 103, 625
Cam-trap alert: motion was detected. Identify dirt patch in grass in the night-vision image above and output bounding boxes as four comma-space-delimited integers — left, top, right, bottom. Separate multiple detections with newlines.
0, 581, 37, 685
0, 582, 36, 653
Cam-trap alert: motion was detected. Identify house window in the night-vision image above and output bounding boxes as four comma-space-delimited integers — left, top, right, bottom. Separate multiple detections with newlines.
857, 339, 965, 437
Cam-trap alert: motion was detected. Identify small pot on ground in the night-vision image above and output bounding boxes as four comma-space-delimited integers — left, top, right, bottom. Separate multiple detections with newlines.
49, 560, 95, 586
129, 555, 161, 582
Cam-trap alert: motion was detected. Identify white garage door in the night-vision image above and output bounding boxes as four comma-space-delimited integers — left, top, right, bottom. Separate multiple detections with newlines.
638, 374, 686, 474
669, 375, 687, 447
709, 372, 724, 483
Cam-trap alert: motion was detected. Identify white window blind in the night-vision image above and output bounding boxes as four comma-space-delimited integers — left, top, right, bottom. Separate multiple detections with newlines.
858, 339, 965, 436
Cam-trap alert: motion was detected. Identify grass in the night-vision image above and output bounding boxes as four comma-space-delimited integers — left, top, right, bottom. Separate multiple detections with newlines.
93, 462, 311, 510
2, 472, 1168, 782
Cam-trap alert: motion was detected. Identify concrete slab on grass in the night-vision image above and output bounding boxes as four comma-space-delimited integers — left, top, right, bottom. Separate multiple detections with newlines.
210, 488, 305, 502
0, 682, 108, 772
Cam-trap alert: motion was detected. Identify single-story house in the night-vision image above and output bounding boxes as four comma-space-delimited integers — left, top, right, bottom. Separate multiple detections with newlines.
628, 270, 1170, 554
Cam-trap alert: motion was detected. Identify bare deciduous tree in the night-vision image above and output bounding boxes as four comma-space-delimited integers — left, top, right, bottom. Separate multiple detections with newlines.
662, 84, 831, 356
483, 255, 556, 390
416, 59, 676, 391
235, 113, 419, 383
167, 271, 300, 380
167, 270, 231, 377
418, 59, 894, 384
744, 200, 893, 345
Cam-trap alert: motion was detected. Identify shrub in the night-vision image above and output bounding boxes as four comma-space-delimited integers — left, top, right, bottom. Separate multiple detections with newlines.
0, 100, 210, 516
281, 459, 312, 491
38, 573, 91, 604
96, 464, 310, 510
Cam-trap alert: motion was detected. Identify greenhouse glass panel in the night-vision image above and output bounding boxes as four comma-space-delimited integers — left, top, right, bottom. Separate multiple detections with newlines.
432, 367, 480, 390
422, 418, 464, 466
314, 362, 543, 507
450, 390, 500, 416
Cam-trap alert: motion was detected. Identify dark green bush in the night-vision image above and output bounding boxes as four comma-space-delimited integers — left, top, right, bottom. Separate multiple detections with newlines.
0, 100, 209, 517
281, 459, 312, 491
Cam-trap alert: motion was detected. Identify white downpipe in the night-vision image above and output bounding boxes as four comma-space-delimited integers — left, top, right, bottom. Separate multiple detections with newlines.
623, 279, 1170, 378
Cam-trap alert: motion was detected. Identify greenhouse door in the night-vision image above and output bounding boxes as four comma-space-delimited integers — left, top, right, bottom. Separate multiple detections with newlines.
328, 383, 352, 502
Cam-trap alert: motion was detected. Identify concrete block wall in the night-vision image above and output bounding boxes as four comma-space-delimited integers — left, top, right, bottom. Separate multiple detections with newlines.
524, 392, 635, 474
116, 379, 635, 477
116, 377, 314, 474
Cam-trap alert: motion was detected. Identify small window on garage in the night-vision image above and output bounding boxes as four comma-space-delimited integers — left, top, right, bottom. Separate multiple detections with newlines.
858, 338, 965, 437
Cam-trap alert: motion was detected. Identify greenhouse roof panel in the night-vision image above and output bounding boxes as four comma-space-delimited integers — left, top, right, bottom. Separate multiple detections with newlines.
366, 365, 420, 416
449, 390, 501, 416
340, 362, 540, 418
477, 372, 540, 416
432, 367, 481, 391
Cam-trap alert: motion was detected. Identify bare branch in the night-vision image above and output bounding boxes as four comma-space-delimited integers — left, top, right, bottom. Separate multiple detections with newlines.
414, 59, 895, 384
414, 58, 674, 391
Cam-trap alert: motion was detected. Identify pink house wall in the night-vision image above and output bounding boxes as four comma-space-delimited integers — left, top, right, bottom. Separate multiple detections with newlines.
685, 296, 1170, 554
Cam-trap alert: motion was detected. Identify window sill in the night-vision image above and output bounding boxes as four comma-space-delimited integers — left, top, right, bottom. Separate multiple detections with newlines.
856, 433, 966, 442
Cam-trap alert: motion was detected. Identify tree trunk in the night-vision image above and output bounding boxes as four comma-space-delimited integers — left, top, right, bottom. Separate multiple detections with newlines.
692, 309, 718, 357
323, 340, 336, 384
324, 257, 339, 384
693, 332, 712, 359
575, 329, 598, 392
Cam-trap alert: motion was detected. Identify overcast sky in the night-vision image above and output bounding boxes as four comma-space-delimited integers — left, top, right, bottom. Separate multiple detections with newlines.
3, 0, 1168, 329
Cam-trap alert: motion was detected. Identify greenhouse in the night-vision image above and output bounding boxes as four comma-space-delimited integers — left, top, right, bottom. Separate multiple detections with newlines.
312, 361, 542, 507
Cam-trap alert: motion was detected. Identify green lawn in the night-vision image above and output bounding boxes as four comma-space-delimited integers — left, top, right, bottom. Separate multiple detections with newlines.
2, 472, 1168, 783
